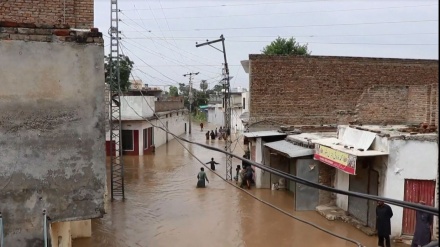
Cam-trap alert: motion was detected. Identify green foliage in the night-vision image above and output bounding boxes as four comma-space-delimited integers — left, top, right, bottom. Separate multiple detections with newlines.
200, 80, 208, 92
104, 54, 134, 91
169, 86, 179, 97
261, 37, 311, 55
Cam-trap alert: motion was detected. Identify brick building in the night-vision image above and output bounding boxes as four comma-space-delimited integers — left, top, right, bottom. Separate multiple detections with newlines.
0, 1, 104, 246
0, 0, 93, 29
242, 55, 438, 128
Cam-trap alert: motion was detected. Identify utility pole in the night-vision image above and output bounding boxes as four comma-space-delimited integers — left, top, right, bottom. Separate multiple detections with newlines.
196, 35, 232, 180
183, 72, 199, 134
108, 0, 124, 200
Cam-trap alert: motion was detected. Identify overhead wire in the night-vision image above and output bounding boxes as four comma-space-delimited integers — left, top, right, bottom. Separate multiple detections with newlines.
119, 45, 365, 246
126, 19, 438, 32
120, 12, 224, 71
118, 39, 438, 247
121, 0, 326, 11
125, 3, 438, 20
120, 43, 439, 216
118, 68, 438, 246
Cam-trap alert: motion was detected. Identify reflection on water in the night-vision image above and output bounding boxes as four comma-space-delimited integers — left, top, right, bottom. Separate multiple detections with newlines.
74, 124, 406, 247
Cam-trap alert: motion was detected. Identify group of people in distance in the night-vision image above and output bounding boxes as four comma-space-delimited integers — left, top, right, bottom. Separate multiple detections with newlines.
201, 123, 230, 141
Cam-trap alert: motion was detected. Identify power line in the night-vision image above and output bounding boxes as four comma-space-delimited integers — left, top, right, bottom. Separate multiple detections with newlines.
121, 0, 329, 11
116, 32, 439, 39
124, 4, 438, 20
120, 12, 224, 68
120, 43, 439, 215
123, 19, 438, 32
120, 45, 438, 245
123, 38, 439, 46
117, 49, 366, 245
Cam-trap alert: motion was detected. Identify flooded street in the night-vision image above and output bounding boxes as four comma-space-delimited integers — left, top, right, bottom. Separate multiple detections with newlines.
74, 123, 406, 247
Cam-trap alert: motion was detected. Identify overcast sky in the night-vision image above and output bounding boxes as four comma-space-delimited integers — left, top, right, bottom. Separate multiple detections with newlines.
94, 0, 439, 91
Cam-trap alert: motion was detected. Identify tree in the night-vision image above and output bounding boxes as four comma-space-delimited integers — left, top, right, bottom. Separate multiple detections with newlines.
169, 86, 179, 97
261, 37, 310, 55
200, 80, 208, 92
104, 54, 134, 92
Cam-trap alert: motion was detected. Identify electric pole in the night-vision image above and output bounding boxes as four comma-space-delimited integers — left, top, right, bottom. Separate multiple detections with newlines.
183, 72, 199, 134
196, 35, 232, 180
109, 0, 124, 200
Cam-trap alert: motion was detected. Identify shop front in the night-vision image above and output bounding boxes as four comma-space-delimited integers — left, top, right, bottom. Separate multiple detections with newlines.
312, 127, 388, 227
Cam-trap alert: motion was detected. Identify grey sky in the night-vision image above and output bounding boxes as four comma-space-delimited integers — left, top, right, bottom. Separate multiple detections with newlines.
94, 0, 438, 91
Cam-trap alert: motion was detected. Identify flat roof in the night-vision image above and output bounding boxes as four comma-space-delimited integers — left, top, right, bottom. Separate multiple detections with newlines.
286, 132, 337, 144
339, 125, 437, 137
265, 140, 314, 158
312, 138, 388, 156
243, 131, 287, 138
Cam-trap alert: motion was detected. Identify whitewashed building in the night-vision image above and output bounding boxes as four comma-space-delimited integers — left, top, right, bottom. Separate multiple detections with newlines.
106, 89, 188, 156
312, 125, 438, 239
206, 87, 248, 132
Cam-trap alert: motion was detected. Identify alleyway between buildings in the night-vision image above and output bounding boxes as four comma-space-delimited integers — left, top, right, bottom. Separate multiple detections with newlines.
74, 123, 408, 247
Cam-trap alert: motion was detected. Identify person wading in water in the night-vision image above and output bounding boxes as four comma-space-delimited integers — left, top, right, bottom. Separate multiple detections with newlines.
206, 158, 219, 171
196, 167, 209, 188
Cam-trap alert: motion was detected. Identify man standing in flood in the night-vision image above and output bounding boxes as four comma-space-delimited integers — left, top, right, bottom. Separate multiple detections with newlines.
411, 200, 433, 247
376, 200, 393, 247
196, 167, 209, 188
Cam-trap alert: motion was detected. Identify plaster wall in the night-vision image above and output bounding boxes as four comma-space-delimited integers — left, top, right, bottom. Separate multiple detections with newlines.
335, 170, 350, 211
121, 112, 188, 154
0, 40, 105, 245
120, 96, 155, 120
385, 139, 438, 237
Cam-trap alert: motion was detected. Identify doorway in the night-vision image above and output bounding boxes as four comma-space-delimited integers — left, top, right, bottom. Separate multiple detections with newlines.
295, 159, 319, 211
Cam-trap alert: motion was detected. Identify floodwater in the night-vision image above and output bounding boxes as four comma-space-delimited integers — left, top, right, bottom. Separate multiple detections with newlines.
74, 123, 407, 247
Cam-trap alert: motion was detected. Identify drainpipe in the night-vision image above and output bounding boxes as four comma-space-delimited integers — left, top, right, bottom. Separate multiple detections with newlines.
63, 0, 66, 24
0, 212, 4, 247
43, 210, 48, 247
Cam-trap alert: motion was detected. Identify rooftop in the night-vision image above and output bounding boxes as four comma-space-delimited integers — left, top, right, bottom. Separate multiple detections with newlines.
342, 124, 437, 138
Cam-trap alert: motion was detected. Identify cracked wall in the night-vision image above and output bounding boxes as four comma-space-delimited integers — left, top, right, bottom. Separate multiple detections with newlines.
0, 40, 105, 246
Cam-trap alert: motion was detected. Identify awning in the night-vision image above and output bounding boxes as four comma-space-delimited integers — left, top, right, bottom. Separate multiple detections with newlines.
264, 140, 314, 158
243, 131, 287, 138
311, 138, 388, 157
311, 137, 388, 175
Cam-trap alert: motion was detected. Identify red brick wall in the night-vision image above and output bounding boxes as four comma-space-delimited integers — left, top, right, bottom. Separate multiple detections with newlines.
407, 85, 430, 125
0, 0, 93, 28
249, 55, 438, 125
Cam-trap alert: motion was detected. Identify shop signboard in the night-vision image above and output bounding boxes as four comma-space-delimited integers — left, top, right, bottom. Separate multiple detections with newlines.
313, 144, 357, 175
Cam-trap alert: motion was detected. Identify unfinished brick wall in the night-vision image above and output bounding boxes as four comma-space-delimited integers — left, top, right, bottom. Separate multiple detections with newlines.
0, 0, 93, 28
429, 84, 438, 127
407, 85, 430, 125
0, 23, 103, 43
249, 55, 438, 126
355, 86, 409, 124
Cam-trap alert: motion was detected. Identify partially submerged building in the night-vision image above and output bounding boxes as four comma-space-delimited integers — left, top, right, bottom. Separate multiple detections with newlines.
106, 88, 188, 156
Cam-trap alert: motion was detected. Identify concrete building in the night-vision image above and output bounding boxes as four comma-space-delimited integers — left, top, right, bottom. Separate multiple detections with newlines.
312, 125, 438, 240
206, 88, 247, 132
0, 1, 106, 245
106, 90, 188, 156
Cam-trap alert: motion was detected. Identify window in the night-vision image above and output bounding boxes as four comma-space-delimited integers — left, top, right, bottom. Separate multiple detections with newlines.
243, 98, 246, 110
121, 130, 134, 151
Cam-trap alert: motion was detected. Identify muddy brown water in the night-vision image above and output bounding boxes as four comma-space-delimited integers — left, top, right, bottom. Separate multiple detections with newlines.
74, 124, 407, 247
